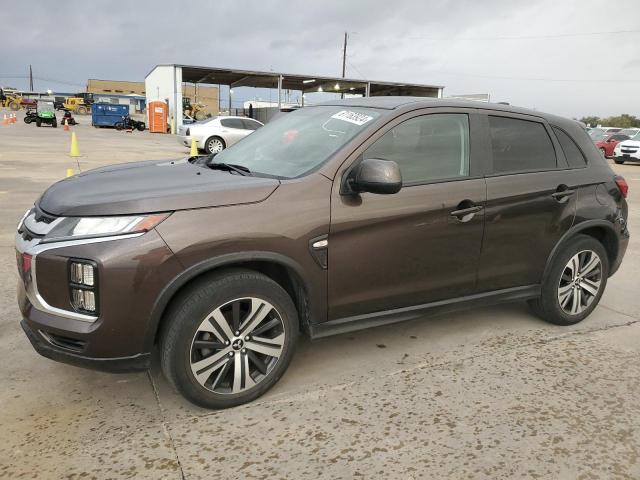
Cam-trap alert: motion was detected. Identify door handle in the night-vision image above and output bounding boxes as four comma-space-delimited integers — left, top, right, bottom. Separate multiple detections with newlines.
450, 205, 483, 221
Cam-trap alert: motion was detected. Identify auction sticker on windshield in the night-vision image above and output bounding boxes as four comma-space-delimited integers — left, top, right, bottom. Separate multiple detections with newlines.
331, 110, 374, 126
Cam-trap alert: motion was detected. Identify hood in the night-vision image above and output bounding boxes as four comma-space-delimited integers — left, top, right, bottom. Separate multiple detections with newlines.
619, 140, 640, 147
38, 158, 279, 216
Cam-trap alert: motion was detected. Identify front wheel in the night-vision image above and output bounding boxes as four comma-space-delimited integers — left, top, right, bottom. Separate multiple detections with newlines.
52, 119, 57, 128
136, 122, 145, 131
528, 235, 608, 326
36, 118, 41, 127
614, 158, 625, 165
161, 270, 298, 409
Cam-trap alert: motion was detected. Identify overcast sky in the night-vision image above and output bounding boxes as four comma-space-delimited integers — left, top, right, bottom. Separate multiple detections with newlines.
2, 0, 639, 118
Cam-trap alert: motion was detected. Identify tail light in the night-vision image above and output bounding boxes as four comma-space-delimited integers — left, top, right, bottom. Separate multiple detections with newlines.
614, 175, 629, 198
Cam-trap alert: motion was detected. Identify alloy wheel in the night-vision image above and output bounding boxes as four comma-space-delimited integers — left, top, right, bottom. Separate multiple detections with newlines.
208, 138, 224, 153
190, 297, 285, 394
557, 249, 602, 315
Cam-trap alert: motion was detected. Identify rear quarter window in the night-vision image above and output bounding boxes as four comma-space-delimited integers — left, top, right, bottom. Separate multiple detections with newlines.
488, 116, 557, 174
552, 127, 587, 168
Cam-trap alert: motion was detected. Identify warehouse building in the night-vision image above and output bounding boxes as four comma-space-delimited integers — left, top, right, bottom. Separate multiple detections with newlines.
145, 64, 444, 129
87, 78, 220, 116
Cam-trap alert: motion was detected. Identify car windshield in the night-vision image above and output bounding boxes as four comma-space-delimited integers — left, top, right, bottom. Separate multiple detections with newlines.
589, 129, 606, 141
212, 106, 382, 178
37, 101, 54, 113
629, 131, 640, 140
620, 128, 640, 138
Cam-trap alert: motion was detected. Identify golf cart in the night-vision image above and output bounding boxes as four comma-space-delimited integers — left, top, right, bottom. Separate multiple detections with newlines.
35, 100, 57, 128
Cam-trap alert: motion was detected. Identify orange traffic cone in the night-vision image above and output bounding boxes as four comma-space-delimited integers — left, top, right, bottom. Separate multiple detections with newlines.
12, 113, 17, 124
63, 118, 69, 131
1, 114, 8, 126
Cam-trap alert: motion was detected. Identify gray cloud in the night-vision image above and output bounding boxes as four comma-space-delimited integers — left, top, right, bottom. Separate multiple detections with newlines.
1, 0, 639, 117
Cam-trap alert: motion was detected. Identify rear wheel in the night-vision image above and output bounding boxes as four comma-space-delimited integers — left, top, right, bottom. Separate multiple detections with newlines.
36, 118, 41, 127
161, 270, 298, 409
614, 158, 625, 164
528, 235, 608, 326
77, 106, 88, 115
52, 119, 57, 128
136, 122, 145, 131
205, 136, 225, 154
114, 121, 124, 131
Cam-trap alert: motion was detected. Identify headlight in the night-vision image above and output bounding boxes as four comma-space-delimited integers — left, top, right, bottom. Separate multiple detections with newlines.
42, 213, 170, 243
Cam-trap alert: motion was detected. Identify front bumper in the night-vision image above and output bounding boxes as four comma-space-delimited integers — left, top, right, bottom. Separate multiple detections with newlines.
16, 227, 183, 370
21, 319, 150, 372
615, 151, 640, 162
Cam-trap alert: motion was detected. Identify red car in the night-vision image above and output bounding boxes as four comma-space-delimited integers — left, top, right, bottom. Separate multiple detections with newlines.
596, 133, 630, 158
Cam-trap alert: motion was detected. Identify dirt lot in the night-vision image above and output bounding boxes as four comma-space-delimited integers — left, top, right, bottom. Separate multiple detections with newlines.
1, 109, 639, 479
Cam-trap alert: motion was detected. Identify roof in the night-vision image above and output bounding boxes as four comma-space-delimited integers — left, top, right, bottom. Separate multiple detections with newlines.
147, 64, 443, 97
315, 96, 569, 124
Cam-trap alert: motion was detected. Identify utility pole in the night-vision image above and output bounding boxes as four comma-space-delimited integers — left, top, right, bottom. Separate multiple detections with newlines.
341, 32, 347, 98
29, 65, 34, 91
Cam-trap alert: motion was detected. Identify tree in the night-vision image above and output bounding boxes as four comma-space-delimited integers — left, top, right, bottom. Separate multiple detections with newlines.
601, 114, 640, 128
579, 116, 601, 127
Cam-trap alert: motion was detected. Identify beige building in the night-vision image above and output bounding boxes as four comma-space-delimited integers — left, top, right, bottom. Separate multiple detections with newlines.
86, 79, 219, 115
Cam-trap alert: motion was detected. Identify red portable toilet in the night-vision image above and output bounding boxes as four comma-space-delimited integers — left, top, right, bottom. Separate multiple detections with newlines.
148, 101, 168, 133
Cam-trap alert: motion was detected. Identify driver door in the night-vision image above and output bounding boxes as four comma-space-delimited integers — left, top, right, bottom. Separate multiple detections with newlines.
328, 109, 486, 320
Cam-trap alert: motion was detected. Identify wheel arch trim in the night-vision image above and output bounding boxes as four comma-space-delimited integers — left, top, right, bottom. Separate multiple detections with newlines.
144, 251, 311, 350
542, 219, 619, 283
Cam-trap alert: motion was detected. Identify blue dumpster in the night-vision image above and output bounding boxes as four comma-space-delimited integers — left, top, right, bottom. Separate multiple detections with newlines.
91, 103, 130, 127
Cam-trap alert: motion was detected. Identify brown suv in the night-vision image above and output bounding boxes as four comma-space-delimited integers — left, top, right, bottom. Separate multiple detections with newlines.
16, 98, 629, 408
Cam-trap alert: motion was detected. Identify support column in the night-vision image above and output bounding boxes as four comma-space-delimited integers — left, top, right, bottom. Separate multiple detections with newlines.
277, 75, 283, 109
365, 82, 371, 97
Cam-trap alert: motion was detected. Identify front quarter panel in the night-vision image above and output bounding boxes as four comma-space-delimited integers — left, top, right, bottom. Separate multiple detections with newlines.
155, 173, 332, 326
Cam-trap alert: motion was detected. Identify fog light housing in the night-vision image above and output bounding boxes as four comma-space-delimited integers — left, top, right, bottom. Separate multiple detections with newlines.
69, 259, 98, 314
71, 288, 96, 313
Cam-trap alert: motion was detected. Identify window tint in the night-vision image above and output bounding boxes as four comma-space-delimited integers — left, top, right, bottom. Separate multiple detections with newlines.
489, 116, 556, 173
220, 118, 245, 129
552, 127, 587, 168
363, 114, 469, 184
611, 134, 629, 141
241, 119, 261, 130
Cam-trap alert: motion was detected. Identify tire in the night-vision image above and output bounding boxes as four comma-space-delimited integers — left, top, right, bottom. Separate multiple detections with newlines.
36, 118, 41, 127
9, 101, 20, 111
136, 122, 145, 131
204, 136, 226, 154
24, 116, 32, 124
161, 269, 299, 409
528, 235, 609, 326
114, 122, 124, 131
52, 119, 57, 128
77, 106, 88, 115
614, 158, 625, 165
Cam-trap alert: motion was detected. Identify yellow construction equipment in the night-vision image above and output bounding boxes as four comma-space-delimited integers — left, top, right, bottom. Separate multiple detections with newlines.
183, 97, 207, 121
63, 97, 91, 115
0, 88, 24, 111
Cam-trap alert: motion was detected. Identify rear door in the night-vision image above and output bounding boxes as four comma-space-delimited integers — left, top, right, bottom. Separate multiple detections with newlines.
476, 113, 577, 291
328, 109, 487, 320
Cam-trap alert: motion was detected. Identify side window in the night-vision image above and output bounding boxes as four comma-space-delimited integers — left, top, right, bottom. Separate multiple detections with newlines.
242, 119, 261, 130
489, 116, 556, 174
552, 127, 587, 168
363, 113, 470, 184
220, 118, 244, 129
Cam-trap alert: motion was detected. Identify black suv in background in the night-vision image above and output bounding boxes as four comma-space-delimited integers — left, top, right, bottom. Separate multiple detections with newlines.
16, 98, 629, 409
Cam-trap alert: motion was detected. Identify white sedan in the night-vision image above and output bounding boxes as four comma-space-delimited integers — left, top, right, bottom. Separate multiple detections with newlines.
177, 116, 263, 154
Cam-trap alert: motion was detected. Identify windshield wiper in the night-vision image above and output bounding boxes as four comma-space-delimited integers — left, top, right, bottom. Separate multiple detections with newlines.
207, 161, 252, 176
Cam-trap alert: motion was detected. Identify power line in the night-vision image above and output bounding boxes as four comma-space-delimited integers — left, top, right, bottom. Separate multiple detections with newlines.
0, 74, 84, 88
407, 28, 640, 41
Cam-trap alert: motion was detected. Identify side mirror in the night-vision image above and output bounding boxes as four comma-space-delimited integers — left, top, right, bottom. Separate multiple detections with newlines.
346, 158, 402, 195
